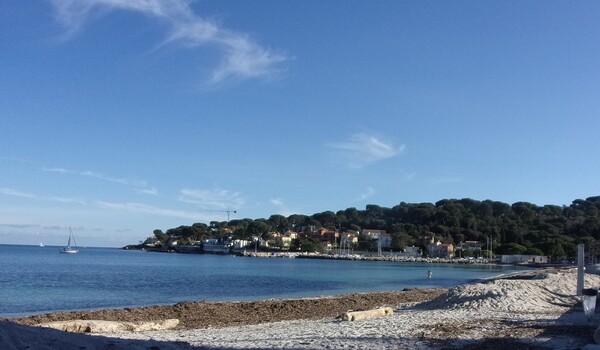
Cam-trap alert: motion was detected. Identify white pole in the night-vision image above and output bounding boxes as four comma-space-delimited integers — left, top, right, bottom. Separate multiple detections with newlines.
577, 243, 585, 296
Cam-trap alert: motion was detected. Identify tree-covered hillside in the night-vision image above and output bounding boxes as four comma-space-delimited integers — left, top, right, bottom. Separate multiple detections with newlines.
148, 196, 600, 259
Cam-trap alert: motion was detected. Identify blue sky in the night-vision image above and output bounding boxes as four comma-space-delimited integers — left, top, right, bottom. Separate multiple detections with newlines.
1, 0, 599, 247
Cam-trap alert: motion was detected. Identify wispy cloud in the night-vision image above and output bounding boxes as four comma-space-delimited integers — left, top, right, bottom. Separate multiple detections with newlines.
179, 188, 244, 209
398, 169, 417, 181
0, 155, 33, 164
426, 176, 462, 186
96, 201, 202, 220
44, 166, 156, 194
270, 198, 284, 207
0, 223, 85, 231
351, 187, 375, 203
136, 187, 159, 196
42, 224, 74, 230
0, 186, 85, 204
0, 187, 36, 199
328, 133, 405, 169
80, 170, 148, 188
48, 196, 86, 204
0, 223, 41, 229
48, 0, 288, 84
42, 167, 73, 174
269, 198, 296, 217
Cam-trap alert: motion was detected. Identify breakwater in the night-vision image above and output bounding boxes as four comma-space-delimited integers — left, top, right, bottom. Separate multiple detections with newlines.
241, 251, 495, 265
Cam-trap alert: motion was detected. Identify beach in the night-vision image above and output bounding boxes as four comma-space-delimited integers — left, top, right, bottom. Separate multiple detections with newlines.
3, 268, 600, 349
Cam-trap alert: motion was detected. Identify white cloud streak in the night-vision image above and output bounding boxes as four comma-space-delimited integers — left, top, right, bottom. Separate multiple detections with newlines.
0, 187, 36, 199
0, 223, 41, 229
269, 198, 296, 217
270, 198, 284, 207
0, 187, 85, 204
43, 166, 156, 194
328, 133, 405, 169
48, 0, 287, 84
178, 188, 244, 209
136, 187, 159, 196
96, 201, 202, 220
42, 167, 73, 174
48, 196, 86, 204
80, 170, 148, 188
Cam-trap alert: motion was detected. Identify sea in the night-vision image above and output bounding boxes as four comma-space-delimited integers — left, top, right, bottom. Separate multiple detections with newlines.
0, 244, 526, 318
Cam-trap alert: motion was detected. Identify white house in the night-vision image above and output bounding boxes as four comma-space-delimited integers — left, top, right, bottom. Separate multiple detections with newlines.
501, 255, 548, 264
397, 246, 421, 258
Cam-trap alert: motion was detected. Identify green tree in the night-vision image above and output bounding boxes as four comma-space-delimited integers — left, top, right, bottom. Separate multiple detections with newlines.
268, 214, 289, 233
291, 236, 324, 253
391, 232, 413, 251
153, 229, 169, 242
246, 221, 271, 239
524, 247, 544, 256
496, 243, 527, 255
357, 237, 377, 251
462, 248, 474, 258
549, 243, 566, 259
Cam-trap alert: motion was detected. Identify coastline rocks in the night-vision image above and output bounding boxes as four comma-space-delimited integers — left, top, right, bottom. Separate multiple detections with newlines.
36, 318, 180, 333
244, 251, 495, 265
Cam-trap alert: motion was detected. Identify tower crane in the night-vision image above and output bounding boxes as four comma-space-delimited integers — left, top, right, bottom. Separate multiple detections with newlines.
199, 209, 237, 222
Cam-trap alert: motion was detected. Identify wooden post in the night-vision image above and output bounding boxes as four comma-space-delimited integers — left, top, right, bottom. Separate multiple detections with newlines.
577, 243, 585, 296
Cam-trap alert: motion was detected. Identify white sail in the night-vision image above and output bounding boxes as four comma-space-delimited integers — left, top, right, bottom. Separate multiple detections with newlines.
60, 227, 79, 254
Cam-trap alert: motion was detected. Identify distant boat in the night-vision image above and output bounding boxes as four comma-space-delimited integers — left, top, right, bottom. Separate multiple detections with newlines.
60, 228, 79, 254
39, 243, 44, 247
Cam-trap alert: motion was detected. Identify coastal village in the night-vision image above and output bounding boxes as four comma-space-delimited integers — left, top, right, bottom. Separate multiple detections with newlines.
129, 197, 600, 266
136, 226, 549, 265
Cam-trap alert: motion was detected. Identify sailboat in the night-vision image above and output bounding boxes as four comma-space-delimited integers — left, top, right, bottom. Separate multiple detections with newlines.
60, 227, 79, 254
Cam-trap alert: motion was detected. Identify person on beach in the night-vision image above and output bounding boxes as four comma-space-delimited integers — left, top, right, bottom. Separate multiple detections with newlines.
427, 270, 432, 279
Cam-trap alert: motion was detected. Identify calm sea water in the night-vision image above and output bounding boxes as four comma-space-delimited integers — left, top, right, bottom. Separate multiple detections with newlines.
0, 244, 524, 317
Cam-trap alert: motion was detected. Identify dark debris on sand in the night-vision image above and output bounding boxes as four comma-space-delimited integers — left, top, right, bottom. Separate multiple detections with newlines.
8, 289, 446, 330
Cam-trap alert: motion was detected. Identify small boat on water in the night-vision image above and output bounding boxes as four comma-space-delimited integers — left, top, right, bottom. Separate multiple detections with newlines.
39, 243, 44, 247
60, 227, 79, 254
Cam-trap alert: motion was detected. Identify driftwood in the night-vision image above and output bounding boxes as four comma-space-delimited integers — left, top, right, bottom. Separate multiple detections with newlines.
342, 307, 394, 321
36, 318, 179, 333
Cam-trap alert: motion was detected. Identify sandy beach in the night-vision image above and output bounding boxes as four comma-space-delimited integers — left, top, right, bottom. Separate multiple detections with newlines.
3, 268, 600, 349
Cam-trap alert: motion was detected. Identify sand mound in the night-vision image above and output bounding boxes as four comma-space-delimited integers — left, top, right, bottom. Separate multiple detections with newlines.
419, 269, 600, 313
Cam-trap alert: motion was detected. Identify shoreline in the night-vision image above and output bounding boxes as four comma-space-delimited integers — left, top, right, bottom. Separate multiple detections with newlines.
7, 288, 447, 329
3, 268, 600, 349
2, 259, 530, 320
4, 267, 545, 328
4, 262, 541, 320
